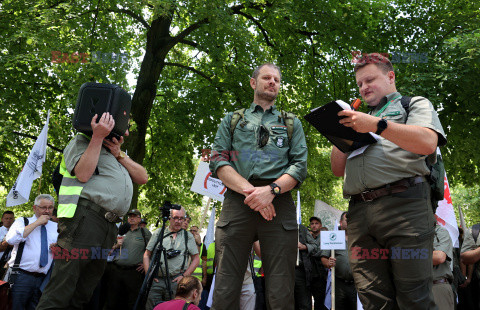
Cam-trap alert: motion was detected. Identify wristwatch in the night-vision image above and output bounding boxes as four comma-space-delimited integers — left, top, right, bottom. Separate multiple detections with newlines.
269, 183, 281, 197
376, 119, 388, 135
116, 151, 127, 160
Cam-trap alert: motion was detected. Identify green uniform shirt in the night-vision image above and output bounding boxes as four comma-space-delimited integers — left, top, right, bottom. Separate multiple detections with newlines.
461, 226, 480, 279
344, 92, 447, 195
321, 240, 353, 281
115, 227, 152, 266
63, 134, 134, 216
210, 103, 308, 184
146, 228, 198, 277
433, 225, 453, 281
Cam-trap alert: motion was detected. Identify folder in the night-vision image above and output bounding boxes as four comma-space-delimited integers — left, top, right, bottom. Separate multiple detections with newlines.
303, 100, 377, 153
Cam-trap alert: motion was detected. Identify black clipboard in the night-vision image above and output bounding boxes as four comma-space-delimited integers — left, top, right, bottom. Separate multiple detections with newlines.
304, 100, 377, 153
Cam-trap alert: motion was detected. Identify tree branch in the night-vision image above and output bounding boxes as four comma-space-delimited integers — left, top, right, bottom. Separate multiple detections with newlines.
232, 9, 274, 47
164, 62, 212, 82
169, 18, 209, 49
108, 8, 150, 29
12, 131, 63, 153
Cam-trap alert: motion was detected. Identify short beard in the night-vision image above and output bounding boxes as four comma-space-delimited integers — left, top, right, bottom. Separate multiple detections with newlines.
256, 89, 278, 102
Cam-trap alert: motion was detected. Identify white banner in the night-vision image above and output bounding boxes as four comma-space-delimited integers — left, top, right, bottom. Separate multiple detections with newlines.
7, 111, 50, 207
190, 161, 226, 202
314, 200, 344, 231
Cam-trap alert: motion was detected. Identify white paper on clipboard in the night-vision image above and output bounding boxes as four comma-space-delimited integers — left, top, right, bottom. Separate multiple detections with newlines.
347, 133, 381, 159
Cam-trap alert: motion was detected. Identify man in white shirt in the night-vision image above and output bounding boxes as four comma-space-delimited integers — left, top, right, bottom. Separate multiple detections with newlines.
6, 194, 58, 310
0, 211, 15, 261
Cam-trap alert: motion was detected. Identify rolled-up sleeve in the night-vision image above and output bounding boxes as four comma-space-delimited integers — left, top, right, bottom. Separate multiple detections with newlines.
284, 117, 308, 185
209, 112, 234, 178
6, 218, 27, 245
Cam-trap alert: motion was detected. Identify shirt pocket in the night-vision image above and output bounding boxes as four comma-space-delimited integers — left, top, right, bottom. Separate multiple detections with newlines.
232, 123, 256, 150
269, 127, 289, 149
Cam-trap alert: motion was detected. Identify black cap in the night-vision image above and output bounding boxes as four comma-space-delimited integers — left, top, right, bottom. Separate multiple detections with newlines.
309, 216, 321, 223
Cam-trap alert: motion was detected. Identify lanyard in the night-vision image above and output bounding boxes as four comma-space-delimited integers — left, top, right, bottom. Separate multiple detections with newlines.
374, 95, 401, 117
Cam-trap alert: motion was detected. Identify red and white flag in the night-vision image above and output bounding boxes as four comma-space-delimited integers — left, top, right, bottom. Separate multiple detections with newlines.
435, 150, 460, 247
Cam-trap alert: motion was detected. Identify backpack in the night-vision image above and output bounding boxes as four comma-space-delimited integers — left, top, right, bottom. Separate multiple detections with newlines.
400, 96, 445, 204
230, 108, 296, 142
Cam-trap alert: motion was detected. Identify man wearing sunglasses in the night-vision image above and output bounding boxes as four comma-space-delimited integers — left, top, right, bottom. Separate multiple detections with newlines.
209, 63, 308, 309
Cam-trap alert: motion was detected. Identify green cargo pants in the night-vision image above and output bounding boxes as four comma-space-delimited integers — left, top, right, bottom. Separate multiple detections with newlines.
37, 198, 117, 310
211, 182, 298, 310
348, 181, 437, 310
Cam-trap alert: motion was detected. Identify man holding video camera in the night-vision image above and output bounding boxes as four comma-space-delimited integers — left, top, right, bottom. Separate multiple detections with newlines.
37, 110, 148, 310
143, 207, 199, 309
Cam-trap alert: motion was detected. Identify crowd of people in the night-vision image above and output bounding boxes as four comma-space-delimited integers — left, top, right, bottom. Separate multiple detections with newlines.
1, 54, 480, 310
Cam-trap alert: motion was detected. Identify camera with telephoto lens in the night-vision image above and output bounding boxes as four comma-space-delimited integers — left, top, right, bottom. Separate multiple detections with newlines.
166, 249, 181, 259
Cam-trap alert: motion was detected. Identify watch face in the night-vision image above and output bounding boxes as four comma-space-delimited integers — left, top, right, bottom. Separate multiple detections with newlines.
273, 187, 280, 194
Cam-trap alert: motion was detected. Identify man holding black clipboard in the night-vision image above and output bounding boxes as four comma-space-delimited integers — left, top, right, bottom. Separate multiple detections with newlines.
330, 53, 446, 309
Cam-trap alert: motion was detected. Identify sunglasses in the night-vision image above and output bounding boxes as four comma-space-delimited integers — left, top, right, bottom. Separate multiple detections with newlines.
258, 125, 269, 148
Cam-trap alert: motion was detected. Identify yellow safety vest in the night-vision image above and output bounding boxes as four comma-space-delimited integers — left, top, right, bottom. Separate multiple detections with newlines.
253, 254, 263, 277
57, 133, 89, 218
207, 242, 215, 275
192, 243, 204, 280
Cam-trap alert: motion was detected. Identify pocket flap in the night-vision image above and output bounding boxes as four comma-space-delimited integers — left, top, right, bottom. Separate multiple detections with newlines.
281, 220, 298, 231
216, 219, 230, 228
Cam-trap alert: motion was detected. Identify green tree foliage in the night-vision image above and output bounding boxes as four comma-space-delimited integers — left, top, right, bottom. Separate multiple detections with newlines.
1, 0, 479, 226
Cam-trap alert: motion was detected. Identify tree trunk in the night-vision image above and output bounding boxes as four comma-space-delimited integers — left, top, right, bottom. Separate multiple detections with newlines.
125, 15, 174, 208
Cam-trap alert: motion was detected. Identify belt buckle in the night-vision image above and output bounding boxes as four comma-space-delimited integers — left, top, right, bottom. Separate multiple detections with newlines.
105, 211, 121, 223
360, 190, 374, 202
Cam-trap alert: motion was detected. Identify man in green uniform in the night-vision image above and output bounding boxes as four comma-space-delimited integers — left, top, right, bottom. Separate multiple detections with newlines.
330, 53, 447, 309
308, 216, 328, 310
37, 112, 149, 310
209, 63, 308, 310
432, 224, 454, 310
104, 209, 152, 310
460, 223, 480, 309
143, 207, 199, 309
320, 212, 356, 309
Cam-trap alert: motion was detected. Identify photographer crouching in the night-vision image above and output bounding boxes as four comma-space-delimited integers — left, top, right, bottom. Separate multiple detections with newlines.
143, 206, 199, 309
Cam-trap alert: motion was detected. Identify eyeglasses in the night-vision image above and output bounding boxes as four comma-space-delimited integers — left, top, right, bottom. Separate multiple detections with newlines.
170, 217, 185, 222
258, 125, 269, 148
36, 205, 54, 211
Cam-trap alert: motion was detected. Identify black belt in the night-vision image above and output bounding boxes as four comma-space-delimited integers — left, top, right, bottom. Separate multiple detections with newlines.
335, 276, 354, 284
18, 268, 46, 278
351, 176, 425, 203
79, 198, 122, 223
114, 264, 138, 270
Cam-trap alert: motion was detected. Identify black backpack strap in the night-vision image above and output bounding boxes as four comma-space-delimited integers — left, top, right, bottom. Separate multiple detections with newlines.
182, 301, 191, 310
400, 96, 412, 115
180, 229, 189, 272
472, 224, 480, 244
140, 228, 147, 249
13, 217, 29, 270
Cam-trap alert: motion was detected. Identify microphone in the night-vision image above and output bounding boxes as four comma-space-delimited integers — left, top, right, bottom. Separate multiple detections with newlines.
351, 98, 362, 110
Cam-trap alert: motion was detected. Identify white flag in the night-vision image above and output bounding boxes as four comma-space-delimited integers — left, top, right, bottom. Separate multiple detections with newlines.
434, 149, 460, 247
204, 205, 216, 249
6, 111, 50, 207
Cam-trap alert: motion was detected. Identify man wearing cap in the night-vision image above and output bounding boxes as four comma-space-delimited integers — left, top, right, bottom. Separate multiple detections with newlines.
309, 216, 328, 310
104, 209, 152, 310
38, 111, 148, 310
